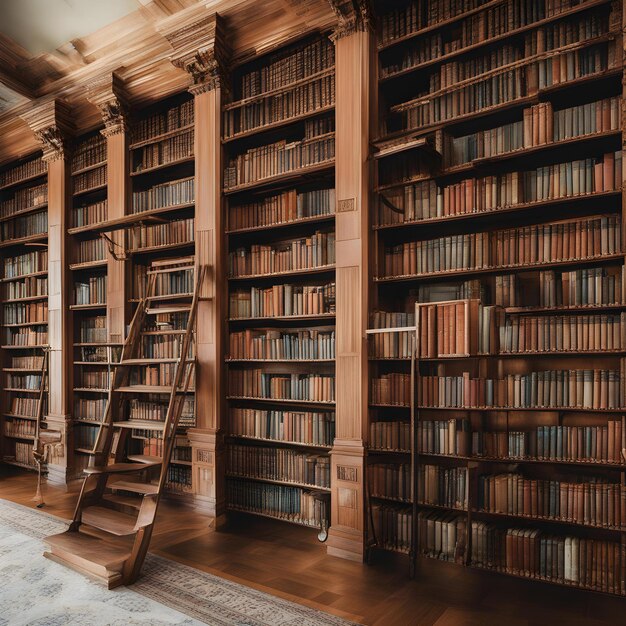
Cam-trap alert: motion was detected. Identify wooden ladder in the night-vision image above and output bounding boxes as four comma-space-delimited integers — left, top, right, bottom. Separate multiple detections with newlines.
43, 257, 204, 588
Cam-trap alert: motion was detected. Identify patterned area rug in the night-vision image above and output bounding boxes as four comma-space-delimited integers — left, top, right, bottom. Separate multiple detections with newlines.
0, 499, 354, 626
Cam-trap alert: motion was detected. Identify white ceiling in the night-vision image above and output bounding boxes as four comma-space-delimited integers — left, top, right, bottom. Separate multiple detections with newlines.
0, 0, 142, 55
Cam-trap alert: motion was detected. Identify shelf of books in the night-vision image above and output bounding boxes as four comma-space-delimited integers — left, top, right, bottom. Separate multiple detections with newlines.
126, 94, 196, 497
223, 33, 336, 533
0, 152, 49, 471
369, 0, 626, 595
70, 131, 112, 474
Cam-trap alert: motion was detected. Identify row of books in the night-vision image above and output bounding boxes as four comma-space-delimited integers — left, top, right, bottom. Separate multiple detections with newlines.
74, 397, 106, 421
446, 97, 620, 167
227, 188, 335, 231
370, 420, 411, 452
226, 479, 328, 528
1, 211, 48, 241
0, 182, 47, 218
165, 465, 193, 493
74, 425, 97, 450
370, 503, 412, 554
9, 355, 44, 369
132, 100, 194, 144
4, 328, 48, 346
144, 311, 188, 332
417, 368, 624, 410
171, 438, 192, 462
417, 510, 466, 563
76, 370, 110, 390
71, 135, 106, 173
129, 217, 194, 251
495, 267, 625, 308
6, 373, 43, 390
224, 74, 335, 138
223, 135, 335, 190
76, 345, 121, 363
473, 422, 626, 463
227, 444, 330, 488
229, 282, 336, 319
229, 231, 335, 277
132, 177, 194, 214
229, 408, 335, 447
382, 215, 621, 278
78, 316, 107, 344
380, 151, 621, 225
73, 165, 107, 193
142, 334, 188, 359
384, 10, 609, 82
129, 363, 192, 388
419, 464, 468, 510
8, 396, 41, 417
237, 37, 334, 100
499, 313, 626, 353
129, 397, 195, 426
73, 275, 106, 305
370, 463, 411, 502
379, 0, 578, 45
11, 442, 35, 468
417, 418, 626, 463
132, 128, 193, 172
0, 156, 45, 188
3, 250, 47, 279
228, 328, 335, 361
471, 522, 624, 594
72, 199, 108, 228
4, 419, 36, 438
394, 44, 612, 132
229, 370, 335, 403
478, 473, 625, 528
153, 267, 194, 297
5, 278, 46, 304
3, 302, 48, 325
75, 238, 106, 264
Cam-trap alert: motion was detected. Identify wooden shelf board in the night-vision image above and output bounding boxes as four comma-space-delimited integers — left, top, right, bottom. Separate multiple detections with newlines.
223, 104, 336, 144
69, 303, 107, 311
73, 387, 109, 393
229, 264, 335, 281
130, 155, 195, 177
3, 432, 35, 440
0, 269, 48, 283
227, 434, 332, 450
227, 396, 335, 407
4, 413, 37, 421
0, 169, 47, 192
3, 388, 41, 394
223, 161, 335, 196
0, 233, 47, 249
69, 260, 107, 270
229, 313, 335, 323
226, 358, 334, 363
417, 453, 626, 470
71, 160, 107, 176
226, 213, 335, 236
130, 124, 194, 150
226, 473, 330, 492
4, 295, 48, 303
2, 321, 48, 328
0, 202, 48, 225
72, 183, 107, 198
0, 345, 48, 350
129, 241, 194, 256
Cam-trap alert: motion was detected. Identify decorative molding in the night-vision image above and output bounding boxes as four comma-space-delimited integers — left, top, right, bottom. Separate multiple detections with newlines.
328, 0, 372, 41
159, 10, 230, 95
19, 99, 73, 162
86, 71, 130, 137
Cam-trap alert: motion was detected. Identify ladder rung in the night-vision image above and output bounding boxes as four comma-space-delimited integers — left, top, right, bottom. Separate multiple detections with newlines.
147, 293, 193, 301
146, 306, 191, 315
108, 480, 159, 495
127, 454, 163, 464
113, 420, 166, 430
147, 266, 194, 276
115, 385, 192, 394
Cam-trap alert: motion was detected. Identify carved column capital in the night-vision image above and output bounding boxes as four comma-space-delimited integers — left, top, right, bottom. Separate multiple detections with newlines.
160, 10, 230, 95
87, 71, 130, 137
20, 99, 73, 162
328, 0, 373, 41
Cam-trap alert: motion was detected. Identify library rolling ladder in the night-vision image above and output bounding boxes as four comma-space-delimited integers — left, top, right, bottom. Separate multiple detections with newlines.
43, 257, 204, 588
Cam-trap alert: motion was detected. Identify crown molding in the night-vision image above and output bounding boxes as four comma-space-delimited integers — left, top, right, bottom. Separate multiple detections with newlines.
19, 99, 74, 162
328, 0, 373, 41
86, 70, 130, 137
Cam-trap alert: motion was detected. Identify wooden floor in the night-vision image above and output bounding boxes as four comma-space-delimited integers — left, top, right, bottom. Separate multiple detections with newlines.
1, 467, 624, 625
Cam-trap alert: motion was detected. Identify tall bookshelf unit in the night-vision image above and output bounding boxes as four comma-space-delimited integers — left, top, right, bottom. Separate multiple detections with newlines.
127, 94, 196, 499
370, 0, 626, 595
0, 153, 49, 471
223, 33, 337, 532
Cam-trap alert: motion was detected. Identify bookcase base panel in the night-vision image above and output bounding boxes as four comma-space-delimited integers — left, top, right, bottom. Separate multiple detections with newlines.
326, 527, 365, 562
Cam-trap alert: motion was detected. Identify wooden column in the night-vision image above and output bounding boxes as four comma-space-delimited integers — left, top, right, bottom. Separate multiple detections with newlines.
87, 72, 130, 343
327, 4, 373, 561
161, 10, 229, 521
20, 100, 74, 485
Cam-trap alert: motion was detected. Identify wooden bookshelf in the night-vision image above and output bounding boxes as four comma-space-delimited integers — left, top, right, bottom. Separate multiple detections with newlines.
223, 32, 336, 536
368, 0, 626, 595
0, 151, 49, 473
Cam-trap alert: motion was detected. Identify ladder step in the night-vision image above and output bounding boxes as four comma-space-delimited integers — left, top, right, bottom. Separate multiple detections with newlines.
84, 461, 160, 475
81, 506, 138, 536
44, 530, 131, 588
102, 493, 143, 512
109, 480, 159, 495
113, 420, 165, 430
127, 454, 162, 464
146, 306, 191, 315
